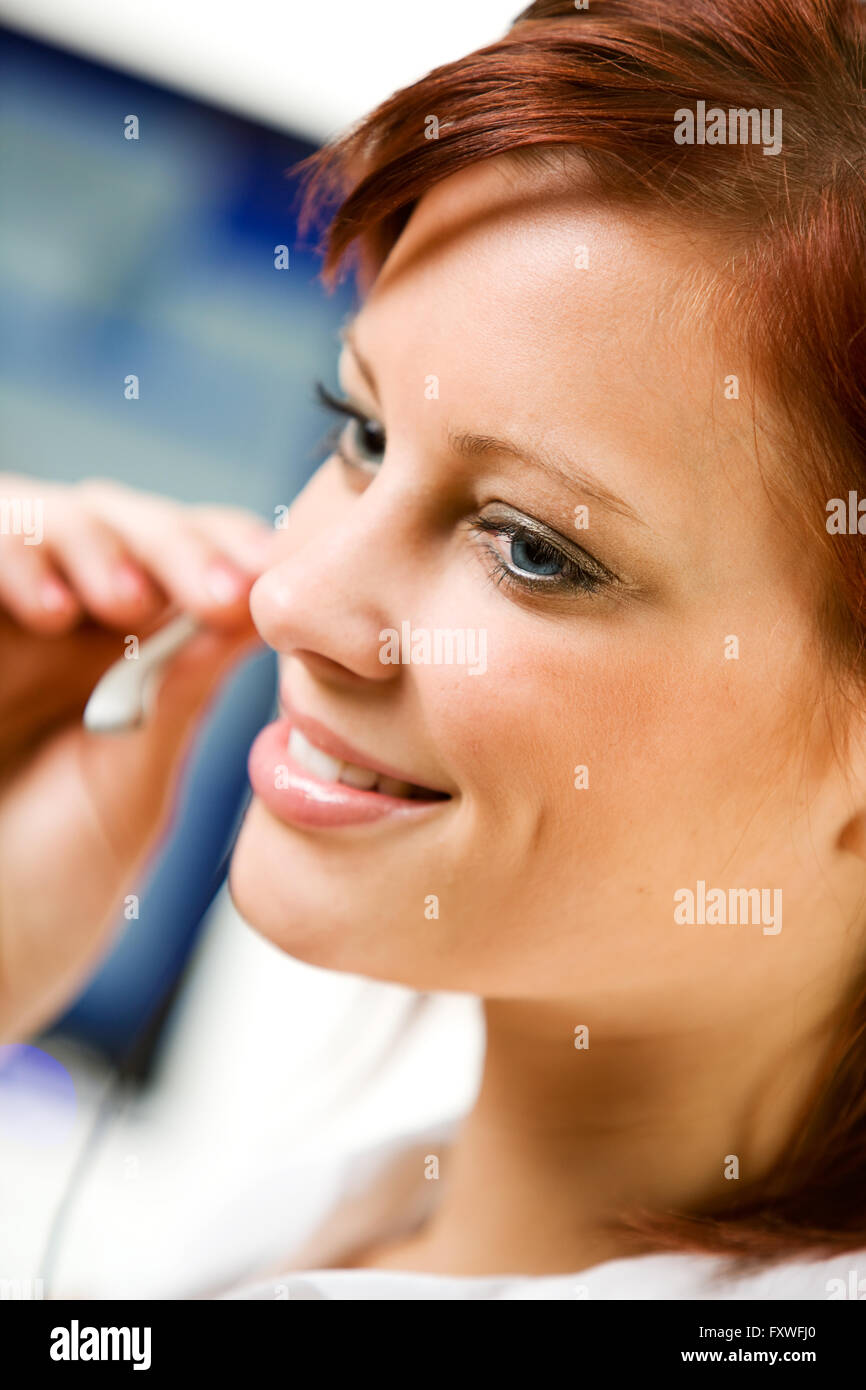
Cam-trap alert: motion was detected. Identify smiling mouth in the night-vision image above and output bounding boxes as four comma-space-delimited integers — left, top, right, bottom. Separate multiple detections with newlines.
287, 726, 451, 802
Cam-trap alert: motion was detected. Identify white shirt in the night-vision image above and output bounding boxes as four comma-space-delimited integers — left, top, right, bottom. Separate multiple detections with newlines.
206, 1123, 866, 1301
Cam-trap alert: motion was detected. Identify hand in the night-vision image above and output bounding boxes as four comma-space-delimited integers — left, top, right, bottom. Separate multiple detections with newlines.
0, 475, 274, 1041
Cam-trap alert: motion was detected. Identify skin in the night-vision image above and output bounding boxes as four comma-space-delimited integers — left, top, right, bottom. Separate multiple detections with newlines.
232, 156, 866, 1273
0, 477, 272, 1039
3, 155, 866, 1277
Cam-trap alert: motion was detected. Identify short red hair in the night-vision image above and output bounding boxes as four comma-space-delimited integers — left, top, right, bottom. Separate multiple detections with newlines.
295, 0, 866, 1268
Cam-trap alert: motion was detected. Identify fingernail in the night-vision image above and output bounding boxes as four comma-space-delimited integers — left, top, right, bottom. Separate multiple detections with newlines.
205, 562, 245, 605
114, 561, 148, 602
41, 576, 72, 611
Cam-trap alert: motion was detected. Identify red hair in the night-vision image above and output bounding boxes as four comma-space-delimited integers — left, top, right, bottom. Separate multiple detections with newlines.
295, 0, 866, 1267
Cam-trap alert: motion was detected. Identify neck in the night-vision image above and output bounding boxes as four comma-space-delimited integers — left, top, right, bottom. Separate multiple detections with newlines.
384, 993, 838, 1277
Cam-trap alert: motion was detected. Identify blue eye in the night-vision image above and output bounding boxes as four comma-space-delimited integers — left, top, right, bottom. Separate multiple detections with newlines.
471, 512, 614, 598
509, 534, 563, 577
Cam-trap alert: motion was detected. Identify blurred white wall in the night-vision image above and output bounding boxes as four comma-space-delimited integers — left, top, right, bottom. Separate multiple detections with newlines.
0, 0, 523, 140
0, 890, 484, 1298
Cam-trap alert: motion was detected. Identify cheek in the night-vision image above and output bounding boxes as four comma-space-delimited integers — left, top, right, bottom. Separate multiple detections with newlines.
434, 607, 795, 884
424, 607, 659, 813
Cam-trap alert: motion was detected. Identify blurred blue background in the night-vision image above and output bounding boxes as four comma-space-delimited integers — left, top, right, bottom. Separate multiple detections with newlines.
0, 24, 355, 1060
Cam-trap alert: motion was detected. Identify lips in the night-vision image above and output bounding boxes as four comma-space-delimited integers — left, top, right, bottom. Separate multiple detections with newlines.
247, 714, 451, 829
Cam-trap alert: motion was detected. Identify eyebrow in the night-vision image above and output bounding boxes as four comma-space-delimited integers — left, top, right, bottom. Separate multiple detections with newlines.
339, 321, 648, 529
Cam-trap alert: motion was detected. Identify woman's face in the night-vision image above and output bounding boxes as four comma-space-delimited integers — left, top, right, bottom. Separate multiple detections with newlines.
230, 155, 864, 1029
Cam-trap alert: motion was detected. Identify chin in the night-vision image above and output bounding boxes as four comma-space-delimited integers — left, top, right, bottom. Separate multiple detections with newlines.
228, 799, 426, 985
228, 801, 353, 968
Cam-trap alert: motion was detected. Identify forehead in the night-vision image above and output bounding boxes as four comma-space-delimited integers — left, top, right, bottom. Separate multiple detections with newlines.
366, 153, 716, 382
350, 156, 766, 553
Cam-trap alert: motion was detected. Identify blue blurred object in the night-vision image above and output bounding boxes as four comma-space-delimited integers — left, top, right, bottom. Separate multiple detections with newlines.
0, 25, 355, 1059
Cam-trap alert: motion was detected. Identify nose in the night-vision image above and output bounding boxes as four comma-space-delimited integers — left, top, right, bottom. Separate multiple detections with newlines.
249, 479, 413, 687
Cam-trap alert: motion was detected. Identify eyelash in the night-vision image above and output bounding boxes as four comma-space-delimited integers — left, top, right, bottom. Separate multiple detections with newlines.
468, 517, 609, 597
314, 379, 614, 599
315, 381, 383, 472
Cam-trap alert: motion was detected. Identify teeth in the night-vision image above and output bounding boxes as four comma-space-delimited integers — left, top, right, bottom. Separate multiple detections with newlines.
288, 726, 418, 797
288, 728, 343, 783
339, 760, 379, 790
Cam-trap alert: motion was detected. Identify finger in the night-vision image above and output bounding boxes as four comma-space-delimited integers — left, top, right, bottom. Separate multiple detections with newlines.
82, 486, 255, 626
46, 510, 164, 629
0, 537, 82, 634
188, 507, 277, 576
138, 523, 253, 625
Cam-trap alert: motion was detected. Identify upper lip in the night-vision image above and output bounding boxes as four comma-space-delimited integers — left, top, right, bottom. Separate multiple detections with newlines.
279, 696, 452, 796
